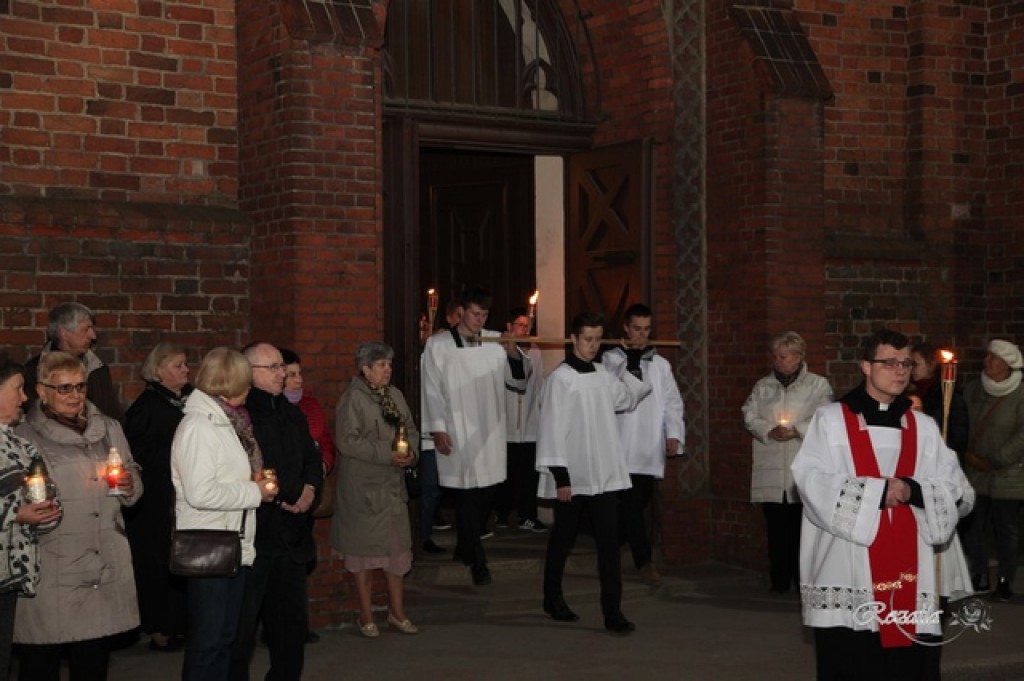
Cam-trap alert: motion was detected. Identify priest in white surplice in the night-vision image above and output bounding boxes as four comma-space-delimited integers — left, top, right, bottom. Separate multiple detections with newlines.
421, 288, 530, 587
791, 328, 963, 679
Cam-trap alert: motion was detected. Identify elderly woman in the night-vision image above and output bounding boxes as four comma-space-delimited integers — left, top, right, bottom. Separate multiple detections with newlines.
171, 347, 277, 681
124, 342, 192, 651
742, 331, 832, 594
331, 342, 419, 637
963, 338, 1024, 601
13, 352, 143, 681
0, 353, 62, 680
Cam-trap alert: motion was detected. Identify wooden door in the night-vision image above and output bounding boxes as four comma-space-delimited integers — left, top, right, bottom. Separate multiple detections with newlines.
419, 149, 536, 333
565, 140, 652, 334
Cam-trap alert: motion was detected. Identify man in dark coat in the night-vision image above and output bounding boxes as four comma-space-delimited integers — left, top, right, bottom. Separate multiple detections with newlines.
229, 342, 322, 681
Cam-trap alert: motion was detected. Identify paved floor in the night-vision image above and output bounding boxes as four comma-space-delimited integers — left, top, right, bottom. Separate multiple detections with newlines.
107, 548, 1024, 681
27, 528, 1024, 680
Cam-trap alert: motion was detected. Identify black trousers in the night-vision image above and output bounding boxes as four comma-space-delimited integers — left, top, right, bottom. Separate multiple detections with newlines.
762, 499, 803, 592
0, 591, 16, 681
619, 473, 655, 569
229, 551, 307, 681
495, 442, 540, 523
543, 491, 622, 617
16, 636, 111, 681
814, 627, 941, 681
454, 485, 498, 567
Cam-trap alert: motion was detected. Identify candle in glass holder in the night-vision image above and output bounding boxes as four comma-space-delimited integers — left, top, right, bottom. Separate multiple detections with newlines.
24, 455, 57, 503
778, 416, 790, 427
25, 475, 47, 503
262, 468, 278, 492
105, 447, 125, 497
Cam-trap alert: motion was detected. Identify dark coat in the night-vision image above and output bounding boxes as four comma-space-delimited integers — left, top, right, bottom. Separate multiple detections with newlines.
919, 377, 970, 458
124, 381, 190, 635
245, 387, 323, 564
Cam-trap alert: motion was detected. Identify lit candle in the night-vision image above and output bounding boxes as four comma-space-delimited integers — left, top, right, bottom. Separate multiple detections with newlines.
262, 467, 277, 492
527, 290, 539, 333
939, 350, 957, 443
940, 350, 957, 383
25, 475, 47, 503
105, 447, 125, 497
427, 289, 439, 331
778, 416, 790, 427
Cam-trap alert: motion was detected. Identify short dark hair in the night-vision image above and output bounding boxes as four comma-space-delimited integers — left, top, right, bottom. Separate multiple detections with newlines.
623, 303, 652, 322
570, 311, 605, 336
279, 347, 301, 365
460, 287, 492, 311
861, 328, 909, 361
0, 351, 23, 386
910, 341, 938, 363
507, 307, 528, 323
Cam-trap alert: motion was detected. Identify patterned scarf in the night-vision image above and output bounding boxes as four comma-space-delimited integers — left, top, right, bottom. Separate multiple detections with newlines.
218, 399, 264, 479
41, 402, 88, 434
362, 377, 402, 425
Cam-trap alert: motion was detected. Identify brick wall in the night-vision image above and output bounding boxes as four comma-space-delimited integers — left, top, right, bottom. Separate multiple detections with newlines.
0, 0, 238, 203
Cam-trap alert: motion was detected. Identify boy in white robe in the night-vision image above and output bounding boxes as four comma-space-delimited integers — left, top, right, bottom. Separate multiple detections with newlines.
792, 328, 962, 679
602, 303, 684, 586
421, 288, 530, 586
537, 311, 651, 634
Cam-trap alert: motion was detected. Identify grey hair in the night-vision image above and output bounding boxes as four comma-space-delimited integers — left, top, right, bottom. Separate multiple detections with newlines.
770, 331, 807, 358
47, 302, 94, 345
355, 342, 394, 371
140, 341, 188, 382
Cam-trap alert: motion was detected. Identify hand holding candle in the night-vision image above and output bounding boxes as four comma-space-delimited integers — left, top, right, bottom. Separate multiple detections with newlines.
261, 467, 278, 492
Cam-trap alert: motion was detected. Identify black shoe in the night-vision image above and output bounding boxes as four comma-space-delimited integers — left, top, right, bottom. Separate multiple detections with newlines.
432, 518, 452, 531
974, 573, 991, 592
995, 578, 1013, 602
604, 612, 635, 635
305, 630, 320, 644
543, 598, 580, 622
471, 564, 492, 586
422, 540, 445, 554
480, 527, 495, 540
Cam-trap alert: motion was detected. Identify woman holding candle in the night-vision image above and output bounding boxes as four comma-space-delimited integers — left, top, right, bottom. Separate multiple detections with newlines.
742, 331, 833, 594
124, 341, 192, 652
0, 353, 63, 680
331, 342, 420, 637
12, 351, 142, 681
171, 347, 278, 681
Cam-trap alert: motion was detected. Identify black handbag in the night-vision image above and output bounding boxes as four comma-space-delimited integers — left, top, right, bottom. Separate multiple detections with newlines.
169, 510, 246, 578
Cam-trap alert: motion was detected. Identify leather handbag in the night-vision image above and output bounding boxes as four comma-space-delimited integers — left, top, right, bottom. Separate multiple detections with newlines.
169, 511, 246, 578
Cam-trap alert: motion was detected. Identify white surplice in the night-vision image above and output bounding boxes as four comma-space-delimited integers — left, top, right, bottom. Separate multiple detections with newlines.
536, 362, 651, 498
792, 402, 963, 637
601, 348, 684, 478
421, 329, 529, 489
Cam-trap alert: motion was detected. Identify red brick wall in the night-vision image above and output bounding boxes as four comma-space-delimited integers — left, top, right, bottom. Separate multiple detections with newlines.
0, 0, 238, 203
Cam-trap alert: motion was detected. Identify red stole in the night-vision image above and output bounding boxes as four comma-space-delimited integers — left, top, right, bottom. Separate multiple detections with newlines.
841, 404, 918, 648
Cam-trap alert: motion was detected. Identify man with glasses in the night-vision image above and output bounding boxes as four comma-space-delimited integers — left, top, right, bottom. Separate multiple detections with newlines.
792, 328, 963, 678
229, 343, 322, 681
23, 302, 123, 421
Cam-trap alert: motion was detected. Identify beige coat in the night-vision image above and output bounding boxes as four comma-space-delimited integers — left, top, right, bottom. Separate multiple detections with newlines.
330, 378, 418, 559
14, 401, 143, 644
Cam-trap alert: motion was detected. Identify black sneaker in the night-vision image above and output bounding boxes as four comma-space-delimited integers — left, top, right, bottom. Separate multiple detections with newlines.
422, 540, 445, 554
471, 564, 492, 586
432, 519, 452, 531
519, 518, 548, 533
480, 528, 494, 540
995, 578, 1013, 602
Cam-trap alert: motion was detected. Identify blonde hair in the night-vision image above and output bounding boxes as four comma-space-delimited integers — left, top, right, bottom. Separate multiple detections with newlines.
770, 331, 806, 358
193, 347, 251, 398
37, 351, 86, 384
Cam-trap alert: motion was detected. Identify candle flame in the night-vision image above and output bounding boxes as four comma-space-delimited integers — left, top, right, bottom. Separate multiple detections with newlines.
529, 290, 539, 305
940, 350, 955, 363
428, 288, 435, 295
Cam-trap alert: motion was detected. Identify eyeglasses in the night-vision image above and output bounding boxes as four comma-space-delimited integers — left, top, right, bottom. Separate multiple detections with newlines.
40, 382, 88, 395
868, 358, 915, 371
251, 363, 286, 372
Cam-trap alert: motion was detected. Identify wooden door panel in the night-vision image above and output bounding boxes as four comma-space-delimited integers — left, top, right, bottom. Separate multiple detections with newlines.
567, 140, 652, 332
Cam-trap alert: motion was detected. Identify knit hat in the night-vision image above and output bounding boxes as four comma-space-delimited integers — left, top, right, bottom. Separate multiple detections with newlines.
988, 339, 1023, 369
